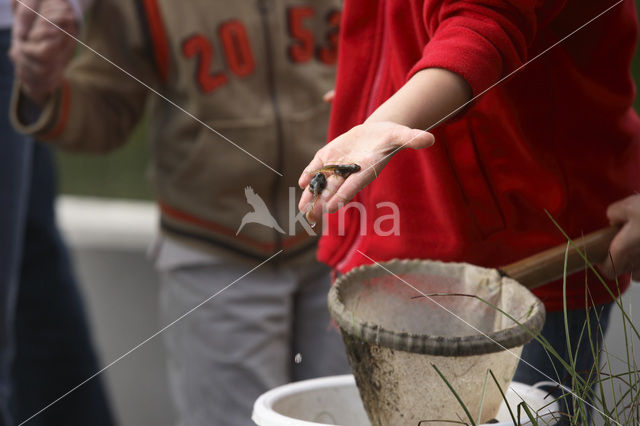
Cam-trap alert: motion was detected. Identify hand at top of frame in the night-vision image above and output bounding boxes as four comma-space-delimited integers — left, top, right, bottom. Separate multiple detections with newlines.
297, 121, 435, 226
600, 194, 640, 280
10, 0, 79, 106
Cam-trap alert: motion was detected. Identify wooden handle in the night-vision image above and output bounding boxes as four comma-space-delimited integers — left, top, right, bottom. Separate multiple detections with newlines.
499, 226, 619, 290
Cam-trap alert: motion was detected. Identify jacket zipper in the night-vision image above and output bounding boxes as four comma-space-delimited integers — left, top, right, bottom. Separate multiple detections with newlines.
257, 0, 285, 253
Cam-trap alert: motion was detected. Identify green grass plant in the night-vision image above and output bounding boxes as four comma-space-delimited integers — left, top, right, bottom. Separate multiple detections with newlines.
428, 227, 638, 425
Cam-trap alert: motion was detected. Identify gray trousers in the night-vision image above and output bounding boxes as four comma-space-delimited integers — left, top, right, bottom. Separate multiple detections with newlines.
158, 251, 350, 426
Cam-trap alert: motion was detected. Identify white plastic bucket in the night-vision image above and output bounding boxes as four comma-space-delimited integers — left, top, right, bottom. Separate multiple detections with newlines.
252, 375, 560, 426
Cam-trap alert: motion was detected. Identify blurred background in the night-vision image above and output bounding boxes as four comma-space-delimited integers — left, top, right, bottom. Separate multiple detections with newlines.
49, 3, 640, 426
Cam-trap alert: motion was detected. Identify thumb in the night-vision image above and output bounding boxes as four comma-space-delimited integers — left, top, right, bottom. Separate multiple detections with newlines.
599, 223, 640, 280
13, 0, 42, 40
399, 128, 435, 151
606, 195, 639, 225
323, 89, 335, 104
8, 39, 19, 65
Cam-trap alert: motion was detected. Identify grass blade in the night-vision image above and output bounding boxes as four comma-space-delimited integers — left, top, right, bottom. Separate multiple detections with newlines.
489, 369, 516, 425
476, 369, 490, 423
517, 401, 539, 426
432, 363, 476, 426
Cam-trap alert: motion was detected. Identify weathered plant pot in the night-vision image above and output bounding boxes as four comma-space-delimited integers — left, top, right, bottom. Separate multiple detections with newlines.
328, 259, 546, 426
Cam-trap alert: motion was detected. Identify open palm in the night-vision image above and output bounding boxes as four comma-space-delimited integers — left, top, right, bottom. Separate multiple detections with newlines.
298, 121, 435, 224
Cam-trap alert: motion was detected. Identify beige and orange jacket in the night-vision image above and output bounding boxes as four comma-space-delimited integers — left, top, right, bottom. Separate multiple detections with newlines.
12, 0, 342, 260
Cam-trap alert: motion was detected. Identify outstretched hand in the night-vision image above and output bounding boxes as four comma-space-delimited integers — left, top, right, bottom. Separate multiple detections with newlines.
297, 121, 435, 225
600, 194, 640, 280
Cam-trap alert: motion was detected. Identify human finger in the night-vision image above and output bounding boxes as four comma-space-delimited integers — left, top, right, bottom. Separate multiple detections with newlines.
36, 2, 78, 34
15, 47, 47, 82
15, 46, 60, 103
20, 34, 75, 68
601, 195, 640, 278
323, 89, 335, 103
8, 39, 21, 65
600, 223, 640, 279
607, 195, 638, 225
298, 187, 314, 214
23, 19, 65, 42
299, 171, 345, 225
20, 33, 58, 59
298, 155, 327, 189
384, 126, 435, 153
303, 187, 332, 227
325, 167, 378, 213
13, 0, 42, 40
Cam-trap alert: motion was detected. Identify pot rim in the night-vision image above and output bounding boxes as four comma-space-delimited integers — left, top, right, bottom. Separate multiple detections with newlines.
328, 258, 546, 356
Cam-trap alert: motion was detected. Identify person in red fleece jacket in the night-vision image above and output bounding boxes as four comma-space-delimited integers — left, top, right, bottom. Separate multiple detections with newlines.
298, 0, 640, 423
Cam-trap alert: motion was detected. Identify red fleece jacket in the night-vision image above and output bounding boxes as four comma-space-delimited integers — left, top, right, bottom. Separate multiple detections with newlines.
318, 0, 640, 311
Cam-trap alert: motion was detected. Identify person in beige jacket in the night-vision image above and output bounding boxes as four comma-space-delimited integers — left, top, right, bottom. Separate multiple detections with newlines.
10, 0, 349, 424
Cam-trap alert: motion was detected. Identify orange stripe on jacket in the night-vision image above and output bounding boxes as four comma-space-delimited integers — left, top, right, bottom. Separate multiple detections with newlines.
141, 0, 170, 82
159, 201, 315, 252
160, 201, 276, 252
42, 80, 71, 139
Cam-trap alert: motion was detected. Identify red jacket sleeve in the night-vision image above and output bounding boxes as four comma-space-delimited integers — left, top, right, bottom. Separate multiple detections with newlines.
409, 0, 565, 95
